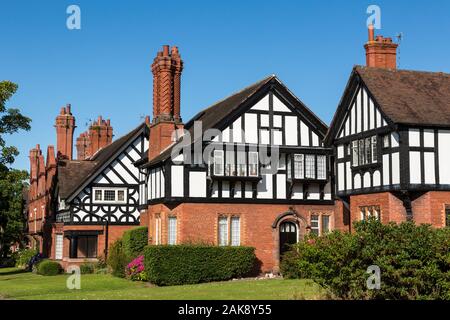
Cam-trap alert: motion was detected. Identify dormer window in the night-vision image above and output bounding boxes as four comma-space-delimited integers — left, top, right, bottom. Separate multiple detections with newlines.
92, 187, 127, 204
211, 150, 259, 178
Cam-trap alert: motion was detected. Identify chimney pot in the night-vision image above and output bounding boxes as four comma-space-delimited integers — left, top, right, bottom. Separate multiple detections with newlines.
163, 45, 170, 56
368, 24, 375, 42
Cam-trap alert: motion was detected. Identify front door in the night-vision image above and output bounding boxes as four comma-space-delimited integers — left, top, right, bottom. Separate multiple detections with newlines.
279, 221, 297, 258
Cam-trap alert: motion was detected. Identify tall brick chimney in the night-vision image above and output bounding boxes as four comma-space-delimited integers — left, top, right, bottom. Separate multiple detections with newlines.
55, 104, 76, 160
76, 132, 90, 160
149, 45, 184, 160
88, 116, 113, 157
364, 24, 398, 69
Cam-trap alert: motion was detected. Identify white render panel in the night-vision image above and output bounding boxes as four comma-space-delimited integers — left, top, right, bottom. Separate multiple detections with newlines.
250, 94, 269, 111
373, 170, 381, 187
273, 130, 282, 145
424, 130, 434, 147
363, 172, 371, 188
189, 171, 206, 197
375, 108, 382, 128
356, 89, 362, 133
105, 168, 122, 184
354, 173, 361, 189
369, 99, 375, 130
171, 165, 184, 197
312, 132, 319, 146
439, 130, 450, 184
222, 127, 230, 143
363, 89, 368, 131
260, 114, 269, 127
337, 145, 344, 159
257, 174, 272, 199
273, 95, 291, 112
409, 151, 421, 183
391, 133, 400, 148
300, 121, 309, 146
346, 162, 352, 190
424, 152, 436, 184
383, 154, 390, 186
392, 152, 400, 184
244, 113, 258, 143
260, 129, 270, 144
409, 129, 420, 147
273, 115, 282, 128
232, 117, 242, 143
276, 174, 286, 199
337, 163, 345, 191
351, 103, 356, 134
285, 116, 298, 146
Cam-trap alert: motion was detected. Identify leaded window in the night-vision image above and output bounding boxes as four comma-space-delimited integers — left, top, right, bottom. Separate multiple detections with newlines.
168, 217, 177, 245
305, 155, 315, 179
293, 154, 304, 179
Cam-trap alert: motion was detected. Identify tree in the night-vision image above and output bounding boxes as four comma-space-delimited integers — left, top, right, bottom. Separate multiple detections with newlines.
0, 81, 31, 259
0, 81, 31, 166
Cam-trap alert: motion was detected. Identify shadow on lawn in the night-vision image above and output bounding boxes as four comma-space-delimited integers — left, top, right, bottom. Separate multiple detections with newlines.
0, 268, 28, 276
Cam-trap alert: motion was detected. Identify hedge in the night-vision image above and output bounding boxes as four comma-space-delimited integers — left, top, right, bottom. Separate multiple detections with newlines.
107, 239, 129, 278
122, 226, 148, 258
36, 260, 62, 276
144, 245, 256, 286
280, 219, 450, 300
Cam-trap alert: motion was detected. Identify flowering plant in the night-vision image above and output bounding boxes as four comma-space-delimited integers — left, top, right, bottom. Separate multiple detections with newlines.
125, 255, 148, 281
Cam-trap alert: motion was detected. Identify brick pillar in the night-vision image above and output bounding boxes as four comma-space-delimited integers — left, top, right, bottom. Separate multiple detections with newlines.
55, 104, 76, 160
364, 24, 398, 69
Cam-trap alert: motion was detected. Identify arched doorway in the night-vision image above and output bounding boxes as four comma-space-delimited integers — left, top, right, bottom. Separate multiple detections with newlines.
279, 221, 297, 258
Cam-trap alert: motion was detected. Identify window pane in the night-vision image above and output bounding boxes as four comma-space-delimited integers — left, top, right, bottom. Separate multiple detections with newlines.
294, 154, 304, 179
168, 217, 177, 245
365, 138, 371, 164
225, 150, 235, 176
371, 136, 378, 163
383, 135, 390, 148
218, 217, 228, 246
248, 152, 258, 176
359, 140, 365, 165
352, 141, 358, 166
213, 150, 224, 176
322, 215, 330, 234
317, 155, 326, 180
104, 190, 115, 201
87, 236, 98, 258
95, 190, 102, 201
237, 152, 247, 176
230, 217, 240, 246
305, 155, 315, 179
117, 190, 125, 202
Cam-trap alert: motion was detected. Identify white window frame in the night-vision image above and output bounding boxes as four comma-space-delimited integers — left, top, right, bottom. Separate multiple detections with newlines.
218, 216, 229, 246
293, 154, 304, 179
230, 216, 240, 246
305, 155, 316, 179
168, 216, 177, 245
317, 155, 326, 180
92, 187, 127, 204
55, 234, 63, 260
213, 150, 224, 176
248, 151, 259, 177
371, 136, 378, 163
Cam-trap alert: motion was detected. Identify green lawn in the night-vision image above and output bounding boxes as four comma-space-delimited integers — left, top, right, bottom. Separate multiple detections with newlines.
0, 268, 323, 300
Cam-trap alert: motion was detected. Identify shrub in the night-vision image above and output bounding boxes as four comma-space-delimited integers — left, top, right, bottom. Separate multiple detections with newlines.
122, 227, 148, 258
80, 263, 95, 274
144, 245, 256, 286
107, 239, 128, 278
15, 248, 37, 268
282, 219, 450, 300
36, 260, 62, 276
126, 255, 148, 281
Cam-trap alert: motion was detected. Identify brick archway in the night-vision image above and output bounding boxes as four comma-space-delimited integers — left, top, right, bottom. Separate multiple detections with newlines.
271, 209, 307, 275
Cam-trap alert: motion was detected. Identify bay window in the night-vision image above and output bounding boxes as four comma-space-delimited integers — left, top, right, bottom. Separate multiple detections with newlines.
213, 150, 224, 176
305, 155, 315, 179
293, 154, 304, 179
248, 152, 258, 176
237, 152, 247, 176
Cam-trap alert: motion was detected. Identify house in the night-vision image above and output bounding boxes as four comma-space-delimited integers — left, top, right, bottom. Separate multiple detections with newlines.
28, 107, 149, 268
326, 25, 450, 229
27, 26, 450, 274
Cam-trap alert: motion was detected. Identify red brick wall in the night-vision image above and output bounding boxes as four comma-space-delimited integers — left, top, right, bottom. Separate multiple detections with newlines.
349, 191, 449, 228
143, 202, 338, 274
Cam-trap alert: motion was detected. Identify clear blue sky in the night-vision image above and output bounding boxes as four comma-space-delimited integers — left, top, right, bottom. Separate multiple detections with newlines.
1, 0, 449, 171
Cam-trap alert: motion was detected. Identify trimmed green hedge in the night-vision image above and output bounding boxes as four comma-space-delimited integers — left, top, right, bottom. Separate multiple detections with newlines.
144, 245, 256, 286
36, 260, 62, 276
122, 226, 148, 258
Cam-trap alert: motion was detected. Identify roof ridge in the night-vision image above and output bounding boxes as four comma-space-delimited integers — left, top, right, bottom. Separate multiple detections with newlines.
355, 65, 450, 77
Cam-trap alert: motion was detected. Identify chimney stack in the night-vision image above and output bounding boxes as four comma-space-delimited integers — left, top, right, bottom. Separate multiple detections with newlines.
151, 45, 183, 123
55, 104, 76, 160
76, 132, 90, 160
364, 24, 398, 69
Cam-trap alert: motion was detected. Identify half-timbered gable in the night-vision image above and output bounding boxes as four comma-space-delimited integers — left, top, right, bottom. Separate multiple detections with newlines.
327, 66, 450, 198
142, 75, 333, 205
57, 123, 149, 225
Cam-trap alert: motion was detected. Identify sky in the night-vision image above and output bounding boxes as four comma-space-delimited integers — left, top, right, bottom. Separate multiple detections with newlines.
1, 0, 449, 171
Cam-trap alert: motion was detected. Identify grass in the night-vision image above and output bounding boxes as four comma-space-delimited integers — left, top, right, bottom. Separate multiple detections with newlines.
0, 267, 323, 300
